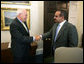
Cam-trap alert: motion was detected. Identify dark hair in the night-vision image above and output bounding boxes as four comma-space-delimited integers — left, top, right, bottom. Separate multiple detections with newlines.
56, 10, 68, 20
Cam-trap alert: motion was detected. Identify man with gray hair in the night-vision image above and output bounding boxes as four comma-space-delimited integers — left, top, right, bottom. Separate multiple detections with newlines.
10, 9, 39, 63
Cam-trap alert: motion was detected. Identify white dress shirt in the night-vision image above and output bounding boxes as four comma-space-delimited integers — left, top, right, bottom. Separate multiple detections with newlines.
56, 20, 66, 37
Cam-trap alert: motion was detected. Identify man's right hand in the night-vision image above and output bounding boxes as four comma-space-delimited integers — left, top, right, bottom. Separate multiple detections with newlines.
35, 35, 41, 41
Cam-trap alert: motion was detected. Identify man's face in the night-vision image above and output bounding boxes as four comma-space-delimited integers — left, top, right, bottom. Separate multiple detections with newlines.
54, 11, 63, 23
20, 10, 27, 22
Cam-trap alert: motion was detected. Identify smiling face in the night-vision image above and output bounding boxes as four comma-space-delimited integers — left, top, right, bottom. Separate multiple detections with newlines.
54, 11, 64, 23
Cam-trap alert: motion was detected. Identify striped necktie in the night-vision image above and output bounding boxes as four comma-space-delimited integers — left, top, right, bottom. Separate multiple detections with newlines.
53, 24, 60, 50
54, 24, 60, 42
22, 22, 29, 32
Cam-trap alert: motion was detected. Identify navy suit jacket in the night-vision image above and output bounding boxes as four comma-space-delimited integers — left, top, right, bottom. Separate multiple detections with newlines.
10, 18, 33, 57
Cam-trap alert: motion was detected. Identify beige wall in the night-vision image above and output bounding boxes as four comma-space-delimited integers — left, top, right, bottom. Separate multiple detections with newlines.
77, 1, 83, 47
69, 1, 83, 47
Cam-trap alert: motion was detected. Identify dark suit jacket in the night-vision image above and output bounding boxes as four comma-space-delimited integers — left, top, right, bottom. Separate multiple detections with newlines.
10, 18, 33, 57
42, 21, 78, 50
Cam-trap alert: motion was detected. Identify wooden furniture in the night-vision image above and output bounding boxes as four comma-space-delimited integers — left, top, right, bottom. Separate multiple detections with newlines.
1, 42, 13, 63
1, 42, 37, 63
1, 48, 13, 63
30, 42, 38, 56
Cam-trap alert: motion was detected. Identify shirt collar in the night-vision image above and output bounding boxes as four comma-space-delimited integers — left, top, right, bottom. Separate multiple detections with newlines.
59, 20, 66, 26
17, 17, 23, 23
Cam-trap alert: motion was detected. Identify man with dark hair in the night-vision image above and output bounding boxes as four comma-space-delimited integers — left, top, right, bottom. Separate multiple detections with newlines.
58, 10, 68, 20
38, 10, 78, 56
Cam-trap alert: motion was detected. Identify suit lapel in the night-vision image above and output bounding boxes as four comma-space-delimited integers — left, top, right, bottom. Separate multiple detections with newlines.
24, 22, 29, 33
56, 21, 68, 40
24, 22, 29, 31
16, 18, 29, 33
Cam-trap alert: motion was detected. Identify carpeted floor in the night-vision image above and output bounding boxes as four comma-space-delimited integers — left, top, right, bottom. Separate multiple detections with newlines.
34, 54, 43, 63
33, 54, 54, 63
44, 56, 54, 63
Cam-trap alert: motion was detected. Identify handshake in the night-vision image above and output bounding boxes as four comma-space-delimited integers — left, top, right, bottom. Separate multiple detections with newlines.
34, 35, 42, 41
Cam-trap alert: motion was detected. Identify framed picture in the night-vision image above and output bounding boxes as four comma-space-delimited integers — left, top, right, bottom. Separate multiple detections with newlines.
1, 7, 30, 31
1, 1, 31, 5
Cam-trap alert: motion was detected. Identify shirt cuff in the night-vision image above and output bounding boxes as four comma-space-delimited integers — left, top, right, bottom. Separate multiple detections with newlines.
33, 36, 35, 41
40, 35, 42, 39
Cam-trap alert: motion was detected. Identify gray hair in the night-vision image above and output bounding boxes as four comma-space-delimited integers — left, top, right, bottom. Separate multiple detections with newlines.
16, 8, 26, 16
